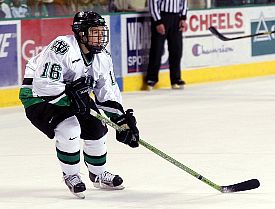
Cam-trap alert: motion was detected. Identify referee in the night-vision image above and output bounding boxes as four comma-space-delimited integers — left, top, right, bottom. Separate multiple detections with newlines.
146, 0, 188, 90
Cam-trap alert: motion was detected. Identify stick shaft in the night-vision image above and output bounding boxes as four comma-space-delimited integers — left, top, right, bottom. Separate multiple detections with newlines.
139, 139, 222, 191
90, 109, 222, 192
209, 26, 275, 41
229, 31, 275, 40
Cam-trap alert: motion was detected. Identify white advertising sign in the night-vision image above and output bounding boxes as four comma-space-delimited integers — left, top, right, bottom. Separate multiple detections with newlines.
183, 8, 249, 68
120, 6, 275, 75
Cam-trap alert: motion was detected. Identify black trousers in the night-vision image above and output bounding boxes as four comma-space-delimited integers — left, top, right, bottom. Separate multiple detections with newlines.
146, 12, 183, 85
25, 100, 108, 140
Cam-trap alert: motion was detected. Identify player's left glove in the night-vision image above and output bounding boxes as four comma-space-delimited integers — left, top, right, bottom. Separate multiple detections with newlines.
111, 109, 139, 148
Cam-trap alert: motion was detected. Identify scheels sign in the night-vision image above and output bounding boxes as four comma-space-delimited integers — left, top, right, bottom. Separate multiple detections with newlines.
186, 11, 244, 32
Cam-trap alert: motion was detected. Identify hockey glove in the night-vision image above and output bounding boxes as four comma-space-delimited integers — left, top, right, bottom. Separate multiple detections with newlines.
65, 77, 91, 116
111, 109, 139, 148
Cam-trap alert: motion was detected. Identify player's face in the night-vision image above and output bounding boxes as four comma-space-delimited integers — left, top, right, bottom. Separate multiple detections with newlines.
87, 26, 108, 47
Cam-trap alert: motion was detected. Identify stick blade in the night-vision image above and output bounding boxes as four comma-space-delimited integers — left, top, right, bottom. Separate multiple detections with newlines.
209, 26, 229, 41
221, 179, 260, 193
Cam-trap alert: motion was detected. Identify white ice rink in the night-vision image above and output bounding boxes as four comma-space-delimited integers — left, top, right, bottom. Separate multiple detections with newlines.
1, 76, 275, 209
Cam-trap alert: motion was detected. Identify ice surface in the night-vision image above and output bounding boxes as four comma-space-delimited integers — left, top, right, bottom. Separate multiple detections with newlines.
0, 76, 275, 209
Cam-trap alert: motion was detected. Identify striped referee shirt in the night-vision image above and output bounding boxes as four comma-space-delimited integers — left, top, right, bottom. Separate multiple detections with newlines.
148, 0, 188, 22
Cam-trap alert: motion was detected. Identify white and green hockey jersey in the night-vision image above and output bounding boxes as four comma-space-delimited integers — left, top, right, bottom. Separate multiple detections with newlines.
19, 35, 124, 117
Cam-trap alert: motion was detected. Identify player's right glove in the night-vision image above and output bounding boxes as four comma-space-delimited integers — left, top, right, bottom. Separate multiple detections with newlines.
111, 109, 139, 148
65, 77, 90, 116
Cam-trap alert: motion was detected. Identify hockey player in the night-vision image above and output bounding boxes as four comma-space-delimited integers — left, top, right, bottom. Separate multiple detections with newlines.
19, 11, 139, 199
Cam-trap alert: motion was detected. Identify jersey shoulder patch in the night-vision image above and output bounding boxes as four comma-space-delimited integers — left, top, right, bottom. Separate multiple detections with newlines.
50, 39, 70, 55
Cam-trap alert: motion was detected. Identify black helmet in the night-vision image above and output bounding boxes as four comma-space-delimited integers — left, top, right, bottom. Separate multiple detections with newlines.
72, 11, 109, 54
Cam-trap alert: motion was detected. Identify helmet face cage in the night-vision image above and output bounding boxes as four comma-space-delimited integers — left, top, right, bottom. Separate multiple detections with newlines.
72, 11, 109, 53
87, 26, 109, 53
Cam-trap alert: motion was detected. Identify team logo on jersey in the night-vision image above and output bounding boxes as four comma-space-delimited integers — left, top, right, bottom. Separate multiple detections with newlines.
50, 40, 69, 55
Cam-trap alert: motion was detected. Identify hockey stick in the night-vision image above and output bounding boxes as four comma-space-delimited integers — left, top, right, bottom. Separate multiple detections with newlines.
89, 109, 260, 193
209, 26, 275, 41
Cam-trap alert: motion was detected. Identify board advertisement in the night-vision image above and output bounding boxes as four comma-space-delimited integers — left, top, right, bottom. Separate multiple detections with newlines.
0, 21, 20, 87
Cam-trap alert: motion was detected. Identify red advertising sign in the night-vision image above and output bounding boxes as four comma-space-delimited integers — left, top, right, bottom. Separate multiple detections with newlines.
21, 18, 73, 75
187, 12, 244, 32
